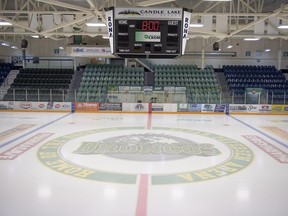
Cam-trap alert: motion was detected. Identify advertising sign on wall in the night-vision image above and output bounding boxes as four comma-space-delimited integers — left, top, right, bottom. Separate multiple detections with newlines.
201, 104, 216, 112
99, 103, 122, 111
177, 104, 201, 112
229, 104, 260, 113
75, 102, 99, 112
151, 103, 177, 112
122, 103, 149, 112
0, 102, 14, 110
12, 102, 71, 111
272, 105, 288, 114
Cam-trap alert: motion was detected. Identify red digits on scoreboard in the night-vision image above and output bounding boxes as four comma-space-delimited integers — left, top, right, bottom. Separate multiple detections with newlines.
141, 21, 160, 31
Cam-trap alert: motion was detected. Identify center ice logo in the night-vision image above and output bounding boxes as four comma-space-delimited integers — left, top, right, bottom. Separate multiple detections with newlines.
74, 133, 221, 161
38, 127, 253, 184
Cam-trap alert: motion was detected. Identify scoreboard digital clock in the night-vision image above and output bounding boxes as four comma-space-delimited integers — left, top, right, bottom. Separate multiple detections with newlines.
105, 7, 192, 58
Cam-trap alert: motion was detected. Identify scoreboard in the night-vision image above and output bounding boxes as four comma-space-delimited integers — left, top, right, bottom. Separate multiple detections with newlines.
105, 7, 192, 58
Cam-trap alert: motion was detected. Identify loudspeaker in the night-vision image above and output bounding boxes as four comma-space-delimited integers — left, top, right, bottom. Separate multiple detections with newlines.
21, 39, 28, 48
213, 42, 219, 51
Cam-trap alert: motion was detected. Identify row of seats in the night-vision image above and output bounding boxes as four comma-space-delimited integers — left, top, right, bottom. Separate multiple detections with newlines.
85, 65, 144, 74
156, 70, 215, 78
0, 63, 13, 85
77, 65, 145, 102
3, 68, 74, 101
226, 73, 284, 78
224, 65, 287, 92
153, 64, 198, 70
20, 68, 74, 74
223, 65, 277, 72
154, 65, 221, 103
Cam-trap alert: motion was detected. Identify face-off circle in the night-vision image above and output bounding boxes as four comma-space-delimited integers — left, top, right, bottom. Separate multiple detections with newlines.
38, 127, 253, 184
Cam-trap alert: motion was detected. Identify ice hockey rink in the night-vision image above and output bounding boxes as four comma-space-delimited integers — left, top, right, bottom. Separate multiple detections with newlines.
0, 111, 287, 216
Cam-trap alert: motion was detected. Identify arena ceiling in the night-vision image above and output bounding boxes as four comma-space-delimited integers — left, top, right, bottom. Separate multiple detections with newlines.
0, 0, 287, 45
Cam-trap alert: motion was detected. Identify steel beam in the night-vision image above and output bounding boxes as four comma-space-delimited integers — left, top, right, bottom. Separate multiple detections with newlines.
36, 0, 91, 13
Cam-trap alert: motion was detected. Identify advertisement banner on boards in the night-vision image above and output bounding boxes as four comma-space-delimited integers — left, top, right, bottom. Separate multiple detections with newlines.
272, 105, 288, 113
12, 102, 71, 111
0, 101, 14, 110
245, 105, 260, 113
99, 103, 122, 111
152, 104, 164, 111
214, 104, 226, 113
229, 104, 248, 113
177, 104, 201, 112
258, 105, 272, 113
122, 103, 149, 112
151, 103, 177, 112
75, 102, 99, 112
229, 104, 259, 113
201, 104, 216, 112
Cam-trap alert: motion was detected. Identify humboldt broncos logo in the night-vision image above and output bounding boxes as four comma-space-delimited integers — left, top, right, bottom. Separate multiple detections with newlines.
38, 127, 253, 184
74, 133, 220, 161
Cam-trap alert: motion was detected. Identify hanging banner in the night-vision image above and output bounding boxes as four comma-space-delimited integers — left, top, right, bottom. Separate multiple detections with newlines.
182, 9, 192, 55
105, 8, 114, 54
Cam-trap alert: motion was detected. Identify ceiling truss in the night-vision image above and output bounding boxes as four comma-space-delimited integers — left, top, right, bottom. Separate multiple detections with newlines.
0, 0, 287, 42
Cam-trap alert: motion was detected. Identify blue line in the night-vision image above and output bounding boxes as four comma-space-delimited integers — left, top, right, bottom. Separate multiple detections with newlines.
0, 112, 72, 149
229, 115, 288, 149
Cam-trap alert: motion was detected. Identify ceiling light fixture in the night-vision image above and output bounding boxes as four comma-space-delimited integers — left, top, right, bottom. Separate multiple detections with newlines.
265, 49, 271, 52
204, 0, 231, 1
1, 42, 10, 46
227, 45, 233, 49
0, 21, 12, 26
31, 35, 48, 39
244, 38, 260, 41
11, 45, 18, 49
277, 24, 288, 29
189, 23, 204, 28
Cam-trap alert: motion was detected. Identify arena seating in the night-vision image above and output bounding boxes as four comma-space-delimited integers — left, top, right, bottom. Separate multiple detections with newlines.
3, 68, 74, 101
0, 63, 13, 85
224, 65, 287, 91
154, 64, 221, 103
223, 65, 288, 103
77, 64, 144, 102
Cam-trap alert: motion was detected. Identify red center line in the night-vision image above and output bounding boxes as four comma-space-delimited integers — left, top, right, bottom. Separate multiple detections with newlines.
135, 104, 153, 216
147, 103, 152, 130
135, 174, 149, 216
